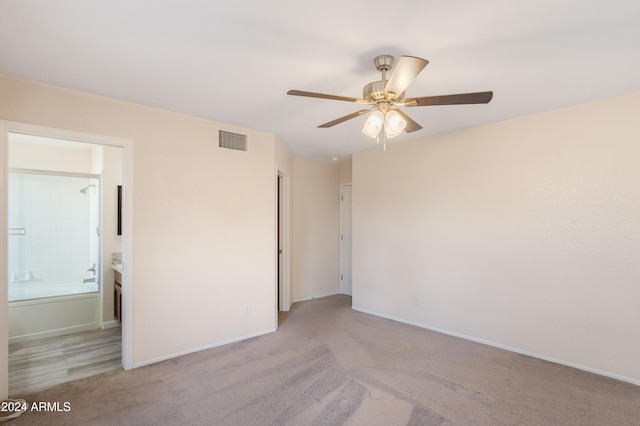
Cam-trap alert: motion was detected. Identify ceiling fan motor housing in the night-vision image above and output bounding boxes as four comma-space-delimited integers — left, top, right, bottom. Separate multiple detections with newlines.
374, 54, 394, 71
363, 80, 405, 103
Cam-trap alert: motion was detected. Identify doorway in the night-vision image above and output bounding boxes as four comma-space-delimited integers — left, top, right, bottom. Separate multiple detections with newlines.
0, 121, 134, 399
7, 134, 118, 395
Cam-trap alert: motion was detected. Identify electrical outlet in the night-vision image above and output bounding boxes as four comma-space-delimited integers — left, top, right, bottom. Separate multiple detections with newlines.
414, 296, 421, 306
243, 305, 251, 317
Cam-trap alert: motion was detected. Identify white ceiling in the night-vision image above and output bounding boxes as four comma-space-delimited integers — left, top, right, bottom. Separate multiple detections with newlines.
1, 1, 639, 161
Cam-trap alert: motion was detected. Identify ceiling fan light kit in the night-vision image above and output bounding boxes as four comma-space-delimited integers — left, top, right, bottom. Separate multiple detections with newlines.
287, 54, 493, 149
382, 110, 407, 139
362, 110, 384, 138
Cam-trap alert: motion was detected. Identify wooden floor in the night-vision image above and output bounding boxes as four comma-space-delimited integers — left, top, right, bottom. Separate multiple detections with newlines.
8, 327, 122, 397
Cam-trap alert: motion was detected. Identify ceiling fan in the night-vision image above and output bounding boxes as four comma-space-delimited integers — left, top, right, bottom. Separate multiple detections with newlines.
287, 54, 493, 144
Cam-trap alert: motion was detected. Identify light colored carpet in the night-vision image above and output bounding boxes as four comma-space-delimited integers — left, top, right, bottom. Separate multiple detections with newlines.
8, 294, 640, 425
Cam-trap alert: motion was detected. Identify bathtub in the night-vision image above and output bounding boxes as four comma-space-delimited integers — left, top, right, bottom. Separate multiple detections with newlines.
9, 279, 99, 301
8, 280, 101, 343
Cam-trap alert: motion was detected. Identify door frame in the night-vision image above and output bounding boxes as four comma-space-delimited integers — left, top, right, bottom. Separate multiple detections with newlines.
0, 121, 135, 399
339, 182, 353, 296
276, 170, 291, 315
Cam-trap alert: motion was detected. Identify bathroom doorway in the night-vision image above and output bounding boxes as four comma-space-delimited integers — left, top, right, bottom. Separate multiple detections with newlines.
1, 122, 134, 398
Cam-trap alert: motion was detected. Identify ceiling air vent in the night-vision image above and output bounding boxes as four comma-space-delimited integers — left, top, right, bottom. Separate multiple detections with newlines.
219, 130, 247, 152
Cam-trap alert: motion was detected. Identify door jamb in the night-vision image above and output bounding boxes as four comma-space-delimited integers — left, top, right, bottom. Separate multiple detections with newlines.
339, 182, 353, 296
276, 169, 291, 315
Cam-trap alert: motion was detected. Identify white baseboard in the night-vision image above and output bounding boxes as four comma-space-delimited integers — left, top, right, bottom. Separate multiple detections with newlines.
102, 320, 120, 329
352, 305, 640, 387
133, 328, 277, 369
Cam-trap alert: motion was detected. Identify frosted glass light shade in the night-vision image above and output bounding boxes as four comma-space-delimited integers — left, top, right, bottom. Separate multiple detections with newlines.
384, 110, 407, 139
362, 111, 384, 138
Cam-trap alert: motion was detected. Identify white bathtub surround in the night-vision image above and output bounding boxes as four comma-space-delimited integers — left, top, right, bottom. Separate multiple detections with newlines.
8, 293, 100, 344
7, 170, 101, 303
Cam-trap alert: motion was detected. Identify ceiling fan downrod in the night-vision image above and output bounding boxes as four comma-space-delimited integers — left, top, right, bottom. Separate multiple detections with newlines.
374, 54, 394, 80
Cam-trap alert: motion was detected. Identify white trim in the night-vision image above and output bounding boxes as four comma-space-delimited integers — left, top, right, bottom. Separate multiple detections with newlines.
6, 123, 130, 149
121, 135, 134, 371
0, 124, 8, 400
133, 328, 276, 369
0, 121, 134, 401
276, 168, 291, 313
351, 305, 640, 387
102, 320, 119, 329
339, 182, 352, 295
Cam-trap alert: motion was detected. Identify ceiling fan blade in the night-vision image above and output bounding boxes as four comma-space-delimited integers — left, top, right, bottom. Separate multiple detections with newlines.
318, 109, 370, 128
406, 91, 493, 106
395, 109, 423, 133
383, 56, 429, 96
287, 90, 366, 103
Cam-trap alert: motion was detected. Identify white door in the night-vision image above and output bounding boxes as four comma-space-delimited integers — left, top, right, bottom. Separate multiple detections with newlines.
340, 184, 352, 295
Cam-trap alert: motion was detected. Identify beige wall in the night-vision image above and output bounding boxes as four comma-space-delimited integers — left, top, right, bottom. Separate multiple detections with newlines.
292, 159, 340, 301
0, 75, 279, 389
352, 92, 640, 384
339, 159, 352, 183
275, 137, 293, 177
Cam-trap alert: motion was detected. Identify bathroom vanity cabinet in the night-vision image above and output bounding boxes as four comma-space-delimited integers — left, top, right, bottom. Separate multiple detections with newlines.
114, 270, 122, 325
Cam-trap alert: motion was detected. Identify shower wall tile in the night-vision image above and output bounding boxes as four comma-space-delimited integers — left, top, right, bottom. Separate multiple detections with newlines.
8, 173, 98, 300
